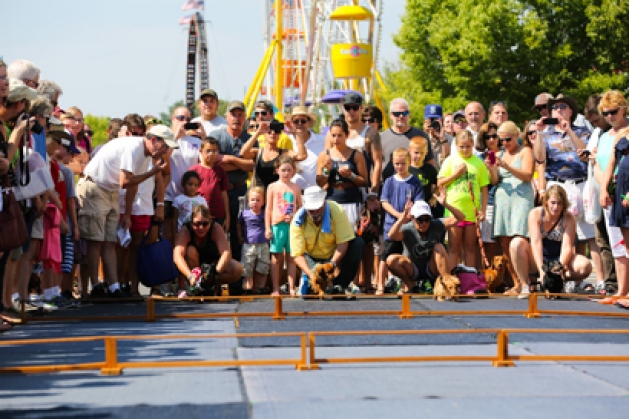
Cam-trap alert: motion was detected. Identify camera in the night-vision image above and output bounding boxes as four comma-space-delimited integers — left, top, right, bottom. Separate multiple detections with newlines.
31, 120, 44, 135
269, 120, 284, 133
430, 118, 441, 132
184, 122, 200, 130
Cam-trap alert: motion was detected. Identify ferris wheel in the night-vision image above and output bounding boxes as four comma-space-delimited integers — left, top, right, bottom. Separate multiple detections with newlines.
245, 0, 388, 127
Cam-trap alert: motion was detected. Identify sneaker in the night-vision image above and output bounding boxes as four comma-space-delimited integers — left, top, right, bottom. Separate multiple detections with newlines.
110, 289, 126, 299
177, 290, 188, 299
423, 281, 433, 294
594, 281, 608, 295
347, 282, 362, 295
298, 273, 310, 297
90, 283, 109, 299
280, 283, 290, 295
517, 285, 530, 299
12, 298, 41, 313
29, 296, 57, 312
563, 281, 576, 294
384, 276, 401, 293
330, 285, 344, 295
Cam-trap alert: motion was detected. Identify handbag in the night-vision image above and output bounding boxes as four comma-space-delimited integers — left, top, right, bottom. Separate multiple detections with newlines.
583, 159, 602, 224
136, 222, 179, 287
452, 266, 488, 296
563, 179, 584, 221
0, 175, 29, 252
13, 149, 54, 201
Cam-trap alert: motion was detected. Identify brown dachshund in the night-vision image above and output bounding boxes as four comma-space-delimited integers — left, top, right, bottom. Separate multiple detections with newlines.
484, 256, 506, 294
309, 263, 338, 297
433, 274, 460, 302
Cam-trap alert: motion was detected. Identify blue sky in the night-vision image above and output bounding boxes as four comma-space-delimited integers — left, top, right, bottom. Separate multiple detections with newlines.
1, 0, 405, 118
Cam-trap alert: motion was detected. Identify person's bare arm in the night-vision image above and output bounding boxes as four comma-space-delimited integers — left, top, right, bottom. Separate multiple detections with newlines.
497, 148, 535, 183
119, 162, 165, 189
212, 222, 232, 273
366, 128, 383, 193
221, 155, 255, 172
528, 208, 544, 273
154, 164, 166, 222
67, 198, 79, 242
221, 190, 230, 232
174, 227, 193, 278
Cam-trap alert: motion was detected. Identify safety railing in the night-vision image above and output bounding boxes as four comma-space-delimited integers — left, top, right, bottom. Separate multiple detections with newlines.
0, 332, 309, 375
15, 293, 629, 325
2, 328, 629, 375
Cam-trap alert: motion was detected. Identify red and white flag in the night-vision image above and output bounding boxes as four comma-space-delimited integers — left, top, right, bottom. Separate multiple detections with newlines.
182, 0, 204, 11
178, 15, 192, 25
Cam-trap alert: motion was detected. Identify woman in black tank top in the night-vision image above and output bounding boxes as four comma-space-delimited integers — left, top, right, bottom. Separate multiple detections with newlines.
174, 205, 244, 294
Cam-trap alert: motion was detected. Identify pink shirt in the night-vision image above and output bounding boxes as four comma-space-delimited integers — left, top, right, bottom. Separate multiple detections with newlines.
268, 181, 302, 225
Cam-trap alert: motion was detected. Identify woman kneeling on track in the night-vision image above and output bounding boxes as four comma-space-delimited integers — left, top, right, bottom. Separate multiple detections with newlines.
174, 205, 243, 297
510, 185, 592, 299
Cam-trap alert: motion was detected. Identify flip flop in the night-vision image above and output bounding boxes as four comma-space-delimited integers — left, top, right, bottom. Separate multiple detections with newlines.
595, 297, 617, 305
0, 311, 22, 325
615, 299, 629, 310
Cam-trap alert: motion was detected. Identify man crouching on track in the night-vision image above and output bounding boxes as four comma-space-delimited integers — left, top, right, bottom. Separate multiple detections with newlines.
290, 186, 365, 297
174, 205, 243, 297
386, 186, 465, 295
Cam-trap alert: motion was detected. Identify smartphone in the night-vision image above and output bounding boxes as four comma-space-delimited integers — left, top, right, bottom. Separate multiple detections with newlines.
487, 150, 496, 165
543, 118, 559, 125
406, 188, 412, 200
580, 150, 591, 157
184, 122, 200, 130
430, 118, 441, 132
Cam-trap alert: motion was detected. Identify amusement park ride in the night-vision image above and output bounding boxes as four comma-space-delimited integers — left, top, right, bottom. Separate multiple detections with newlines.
183, 0, 388, 129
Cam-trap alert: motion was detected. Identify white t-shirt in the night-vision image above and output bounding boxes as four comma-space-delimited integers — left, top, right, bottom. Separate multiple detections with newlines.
166, 135, 201, 201
119, 161, 155, 216
289, 131, 326, 190
173, 194, 208, 231
84, 137, 151, 191
192, 115, 227, 136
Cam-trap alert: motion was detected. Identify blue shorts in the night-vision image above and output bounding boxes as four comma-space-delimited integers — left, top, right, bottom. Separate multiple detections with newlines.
270, 222, 290, 254
412, 262, 437, 283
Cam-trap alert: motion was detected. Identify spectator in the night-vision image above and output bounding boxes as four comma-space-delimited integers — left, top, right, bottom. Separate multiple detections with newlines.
438, 130, 490, 269
286, 106, 325, 190
452, 110, 468, 134
381, 98, 434, 181
290, 186, 365, 296
387, 189, 466, 294
192, 89, 227, 134
174, 205, 243, 292
37, 80, 63, 111
465, 101, 486, 140
63, 107, 90, 175
316, 119, 367, 227
443, 112, 455, 139
251, 100, 293, 150
532, 93, 553, 119
422, 104, 450, 171
190, 137, 229, 230
237, 186, 270, 294
78, 125, 175, 298
488, 101, 508, 126
265, 155, 302, 296
27, 95, 52, 161
240, 119, 307, 189
208, 100, 254, 263
7, 59, 40, 90
511, 186, 592, 298
0, 59, 8, 106
409, 136, 439, 217
475, 122, 500, 261
489, 121, 535, 294
362, 105, 384, 132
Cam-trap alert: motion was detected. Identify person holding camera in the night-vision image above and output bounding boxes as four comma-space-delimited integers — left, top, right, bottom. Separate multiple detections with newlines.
191, 89, 227, 134
422, 104, 450, 171
240, 119, 307, 190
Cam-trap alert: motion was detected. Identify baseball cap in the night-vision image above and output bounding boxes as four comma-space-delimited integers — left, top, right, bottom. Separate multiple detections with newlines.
198, 88, 218, 100
341, 92, 363, 105
424, 104, 443, 119
147, 125, 178, 148
532, 92, 554, 110
60, 137, 82, 154
410, 201, 432, 219
302, 186, 326, 211
226, 100, 246, 113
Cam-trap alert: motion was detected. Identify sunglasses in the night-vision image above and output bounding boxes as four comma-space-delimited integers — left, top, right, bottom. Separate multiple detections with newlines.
499, 137, 513, 143
146, 118, 164, 125
551, 104, 569, 110
25, 79, 39, 88
484, 133, 498, 140
192, 221, 210, 228
391, 110, 410, 117
535, 105, 546, 112
248, 124, 259, 130
344, 105, 360, 112
363, 118, 376, 123
254, 111, 268, 117
454, 117, 466, 123
527, 130, 537, 136
292, 118, 308, 125
602, 108, 620, 117
174, 115, 191, 122
416, 216, 432, 224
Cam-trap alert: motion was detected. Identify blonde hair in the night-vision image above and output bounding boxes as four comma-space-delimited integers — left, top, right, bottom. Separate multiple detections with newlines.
455, 129, 474, 145
598, 90, 628, 113
543, 185, 569, 217
409, 136, 427, 149
392, 147, 411, 164
191, 204, 212, 220
248, 186, 265, 200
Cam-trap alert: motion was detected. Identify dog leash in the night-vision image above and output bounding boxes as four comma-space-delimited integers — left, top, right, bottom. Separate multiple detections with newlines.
466, 172, 490, 269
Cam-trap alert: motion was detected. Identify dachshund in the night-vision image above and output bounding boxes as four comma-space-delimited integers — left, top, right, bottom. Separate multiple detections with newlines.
433, 274, 460, 302
484, 255, 506, 294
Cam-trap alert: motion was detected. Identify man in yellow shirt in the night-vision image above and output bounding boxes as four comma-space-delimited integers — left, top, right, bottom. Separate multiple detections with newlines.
290, 186, 364, 295
253, 100, 293, 150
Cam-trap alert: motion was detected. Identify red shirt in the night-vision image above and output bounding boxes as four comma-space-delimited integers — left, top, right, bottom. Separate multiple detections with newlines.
190, 163, 229, 218
50, 159, 67, 215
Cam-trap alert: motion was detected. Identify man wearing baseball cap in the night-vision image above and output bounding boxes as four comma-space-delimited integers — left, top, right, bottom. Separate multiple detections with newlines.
423, 104, 450, 171
290, 186, 365, 296
386, 187, 465, 294
78, 124, 176, 298
192, 88, 227, 134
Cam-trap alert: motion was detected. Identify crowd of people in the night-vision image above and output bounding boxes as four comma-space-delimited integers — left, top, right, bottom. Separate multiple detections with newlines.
2, 57, 629, 332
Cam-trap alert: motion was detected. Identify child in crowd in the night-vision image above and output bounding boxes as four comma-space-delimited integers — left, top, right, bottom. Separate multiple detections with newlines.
378, 148, 424, 294
190, 137, 229, 231
237, 186, 270, 294
408, 136, 441, 218
173, 171, 208, 232
437, 130, 490, 269
265, 155, 302, 296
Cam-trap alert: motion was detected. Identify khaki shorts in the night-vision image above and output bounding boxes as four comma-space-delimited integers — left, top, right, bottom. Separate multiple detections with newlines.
31, 216, 44, 240
240, 243, 270, 277
76, 178, 119, 242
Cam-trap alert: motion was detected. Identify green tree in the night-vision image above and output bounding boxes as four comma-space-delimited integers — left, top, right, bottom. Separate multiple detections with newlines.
386, 0, 629, 125
84, 115, 110, 147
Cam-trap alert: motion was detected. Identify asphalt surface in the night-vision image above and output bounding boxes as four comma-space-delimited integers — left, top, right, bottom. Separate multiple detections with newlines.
1, 295, 629, 418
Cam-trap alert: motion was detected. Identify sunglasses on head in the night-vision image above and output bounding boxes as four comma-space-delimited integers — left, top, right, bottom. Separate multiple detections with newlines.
416, 216, 432, 224
602, 108, 620, 117
254, 111, 268, 117
551, 104, 569, 111
174, 115, 191, 122
391, 110, 410, 117
484, 133, 498, 140
344, 104, 360, 112
192, 221, 210, 228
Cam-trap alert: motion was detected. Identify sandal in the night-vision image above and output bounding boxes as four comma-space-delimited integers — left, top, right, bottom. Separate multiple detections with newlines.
615, 299, 629, 310
1, 311, 22, 325
503, 287, 521, 296
374, 288, 384, 296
